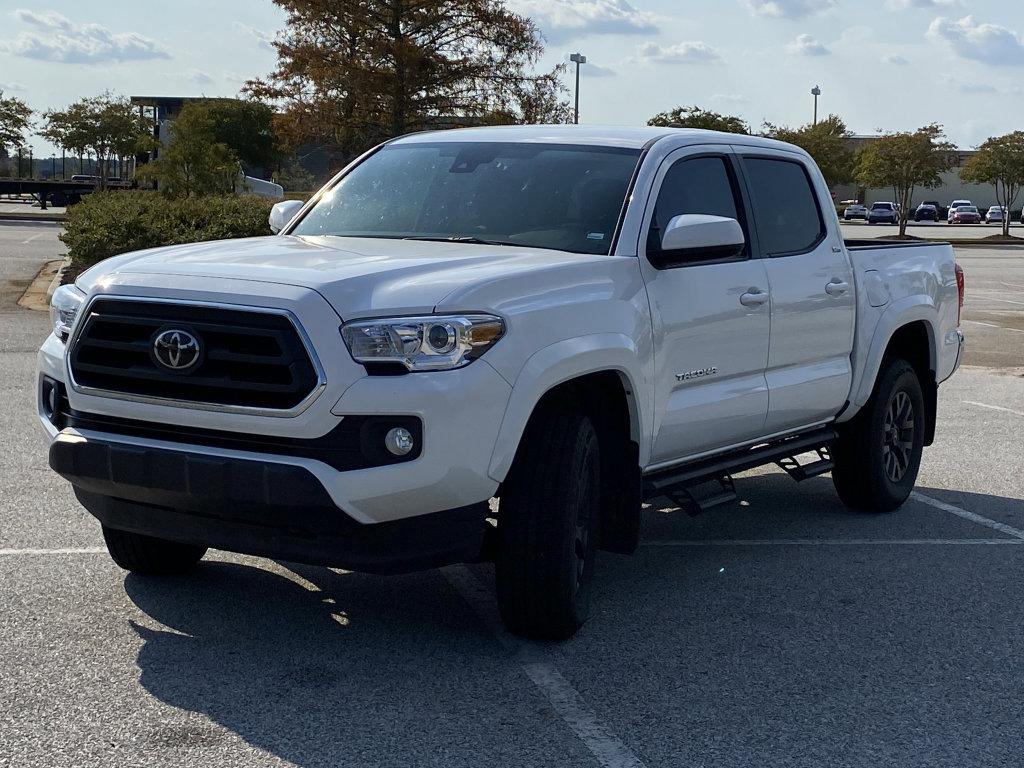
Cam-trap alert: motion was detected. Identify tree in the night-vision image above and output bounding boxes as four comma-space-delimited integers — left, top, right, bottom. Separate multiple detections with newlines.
855, 124, 958, 238
244, 0, 570, 163
201, 99, 282, 172
959, 131, 1024, 237
136, 101, 241, 197
41, 93, 153, 188
762, 114, 854, 187
0, 91, 33, 175
647, 105, 749, 134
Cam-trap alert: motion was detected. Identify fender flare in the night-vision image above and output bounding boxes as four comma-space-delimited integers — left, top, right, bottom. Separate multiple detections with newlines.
487, 333, 649, 482
845, 296, 938, 415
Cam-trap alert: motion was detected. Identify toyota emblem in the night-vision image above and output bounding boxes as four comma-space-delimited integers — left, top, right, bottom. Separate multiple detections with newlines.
152, 329, 202, 372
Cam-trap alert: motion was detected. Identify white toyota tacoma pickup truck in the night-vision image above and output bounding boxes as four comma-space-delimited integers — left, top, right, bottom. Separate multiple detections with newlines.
39, 126, 964, 639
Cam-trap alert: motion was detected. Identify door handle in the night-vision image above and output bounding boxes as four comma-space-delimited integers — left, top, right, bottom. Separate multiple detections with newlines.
740, 289, 770, 307
825, 280, 850, 296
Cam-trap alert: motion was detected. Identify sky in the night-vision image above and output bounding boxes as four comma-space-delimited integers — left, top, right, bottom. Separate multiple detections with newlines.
1, 0, 1023, 156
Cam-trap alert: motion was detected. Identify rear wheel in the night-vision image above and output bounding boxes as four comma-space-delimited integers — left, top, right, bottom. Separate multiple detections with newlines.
832, 359, 926, 511
102, 525, 206, 575
495, 405, 600, 641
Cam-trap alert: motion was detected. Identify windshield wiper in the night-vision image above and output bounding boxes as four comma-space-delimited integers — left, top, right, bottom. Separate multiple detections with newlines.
402, 235, 516, 247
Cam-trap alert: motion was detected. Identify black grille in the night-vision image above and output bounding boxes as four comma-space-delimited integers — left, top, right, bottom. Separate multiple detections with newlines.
69, 300, 320, 410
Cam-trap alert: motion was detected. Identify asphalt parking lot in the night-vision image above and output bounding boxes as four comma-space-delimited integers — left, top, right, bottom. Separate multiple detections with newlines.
2, 221, 1023, 767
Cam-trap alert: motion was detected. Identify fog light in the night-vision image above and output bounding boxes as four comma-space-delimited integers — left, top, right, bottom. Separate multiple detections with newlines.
384, 427, 415, 456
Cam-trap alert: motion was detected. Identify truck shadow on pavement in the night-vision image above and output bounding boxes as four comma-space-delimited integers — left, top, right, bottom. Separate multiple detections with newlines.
122, 477, 1024, 767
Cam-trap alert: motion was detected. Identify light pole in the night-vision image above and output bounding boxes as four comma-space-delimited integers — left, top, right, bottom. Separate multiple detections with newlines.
570, 52, 587, 124
811, 85, 821, 125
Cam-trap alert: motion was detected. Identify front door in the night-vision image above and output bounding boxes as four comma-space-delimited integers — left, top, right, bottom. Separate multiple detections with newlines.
638, 148, 772, 466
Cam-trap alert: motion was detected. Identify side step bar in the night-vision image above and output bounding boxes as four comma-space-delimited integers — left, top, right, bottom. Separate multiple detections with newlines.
642, 427, 837, 516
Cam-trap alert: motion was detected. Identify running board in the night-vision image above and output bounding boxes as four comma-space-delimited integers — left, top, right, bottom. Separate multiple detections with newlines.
642, 427, 837, 515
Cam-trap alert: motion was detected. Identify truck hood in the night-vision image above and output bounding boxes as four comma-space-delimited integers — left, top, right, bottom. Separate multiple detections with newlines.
77, 234, 601, 317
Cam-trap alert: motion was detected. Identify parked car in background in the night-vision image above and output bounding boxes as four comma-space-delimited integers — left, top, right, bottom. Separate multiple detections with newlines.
867, 202, 899, 224
920, 200, 944, 219
948, 200, 973, 223
915, 203, 939, 222
985, 206, 1007, 224
950, 205, 981, 224
843, 203, 868, 221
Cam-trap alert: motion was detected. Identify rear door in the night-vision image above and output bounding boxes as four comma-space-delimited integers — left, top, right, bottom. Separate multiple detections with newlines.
737, 151, 856, 434
639, 146, 772, 465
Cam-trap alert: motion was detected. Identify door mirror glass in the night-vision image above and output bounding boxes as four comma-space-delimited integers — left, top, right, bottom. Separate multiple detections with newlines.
655, 214, 745, 266
269, 200, 305, 234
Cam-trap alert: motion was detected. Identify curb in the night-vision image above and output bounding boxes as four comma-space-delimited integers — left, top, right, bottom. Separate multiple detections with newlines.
17, 258, 67, 312
0, 212, 67, 223
46, 256, 72, 302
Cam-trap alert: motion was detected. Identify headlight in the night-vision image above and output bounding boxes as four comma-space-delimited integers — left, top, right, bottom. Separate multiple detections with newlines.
340, 314, 505, 372
49, 284, 85, 342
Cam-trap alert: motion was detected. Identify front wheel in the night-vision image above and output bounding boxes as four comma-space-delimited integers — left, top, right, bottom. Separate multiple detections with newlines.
495, 406, 600, 640
102, 525, 207, 575
832, 359, 926, 511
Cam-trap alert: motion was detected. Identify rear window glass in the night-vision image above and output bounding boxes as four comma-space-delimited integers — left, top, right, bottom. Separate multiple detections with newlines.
744, 158, 825, 256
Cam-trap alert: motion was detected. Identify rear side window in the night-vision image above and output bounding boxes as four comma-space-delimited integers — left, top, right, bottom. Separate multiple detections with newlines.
646, 155, 746, 260
743, 157, 825, 257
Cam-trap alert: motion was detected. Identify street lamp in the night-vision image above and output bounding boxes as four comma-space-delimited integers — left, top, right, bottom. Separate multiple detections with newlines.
570, 52, 587, 124
811, 85, 821, 125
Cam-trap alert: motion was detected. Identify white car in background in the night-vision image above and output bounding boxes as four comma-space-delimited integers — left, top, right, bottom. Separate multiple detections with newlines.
948, 200, 973, 223
985, 206, 1007, 224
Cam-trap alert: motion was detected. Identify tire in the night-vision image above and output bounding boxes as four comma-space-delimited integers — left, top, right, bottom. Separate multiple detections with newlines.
832, 359, 926, 511
102, 525, 206, 575
496, 406, 600, 640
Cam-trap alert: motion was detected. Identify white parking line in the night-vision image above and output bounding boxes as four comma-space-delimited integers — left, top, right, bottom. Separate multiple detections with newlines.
911, 492, 1024, 540
0, 547, 105, 556
964, 320, 1024, 335
963, 400, 1024, 418
642, 539, 1023, 546
21, 233, 43, 244
443, 565, 647, 768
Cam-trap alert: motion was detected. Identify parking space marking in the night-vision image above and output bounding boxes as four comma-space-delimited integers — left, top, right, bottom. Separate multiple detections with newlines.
642, 539, 1024, 546
0, 547, 105, 556
963, 400, 1024, 418
443, 565, 648, 768
911, 492, 1024, 540
964, 321, 1024, 335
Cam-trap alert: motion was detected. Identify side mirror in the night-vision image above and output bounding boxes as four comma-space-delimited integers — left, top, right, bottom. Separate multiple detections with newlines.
269, 200, 305, 234
653, 214, 745, 267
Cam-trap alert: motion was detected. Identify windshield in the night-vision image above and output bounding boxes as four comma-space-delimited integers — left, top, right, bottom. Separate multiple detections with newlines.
958, 206, 978, 213
872, 203, 892, 210
292, 142, 642, 255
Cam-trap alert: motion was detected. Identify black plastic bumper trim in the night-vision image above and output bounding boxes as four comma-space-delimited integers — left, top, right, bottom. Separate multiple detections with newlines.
49, 434, 489, 574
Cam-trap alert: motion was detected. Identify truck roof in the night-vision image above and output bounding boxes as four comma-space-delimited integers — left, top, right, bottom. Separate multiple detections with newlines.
392, 124, 798, 152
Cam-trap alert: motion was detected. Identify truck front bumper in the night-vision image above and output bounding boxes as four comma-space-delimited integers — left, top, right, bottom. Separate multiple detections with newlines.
49, 431, 491, 573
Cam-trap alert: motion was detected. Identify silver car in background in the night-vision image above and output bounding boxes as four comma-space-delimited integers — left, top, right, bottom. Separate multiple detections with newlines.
985, 206, 1007, 224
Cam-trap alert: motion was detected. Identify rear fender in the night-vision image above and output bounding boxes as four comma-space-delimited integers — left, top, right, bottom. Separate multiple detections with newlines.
842, 297, 937, 420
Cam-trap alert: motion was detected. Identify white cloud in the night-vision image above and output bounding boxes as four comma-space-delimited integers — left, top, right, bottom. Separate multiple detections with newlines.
514, 0, 657, 42
927, 15, 1024, 66
709, 93, 751, 104
185, 69, 214, 85
635, 41, 722, 64
882, 54, 910, 65
740, 0, 835, 20
0, 81, 28, 92
786, 33, 830, 56
4, 9, 170, 64
887, 0, 960, 9
235, 22, 276, 51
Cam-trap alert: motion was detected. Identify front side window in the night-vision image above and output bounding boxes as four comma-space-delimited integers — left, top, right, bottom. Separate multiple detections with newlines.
291, 142, 641, 256
743, 157, 826, 257
646, 155, 746, 261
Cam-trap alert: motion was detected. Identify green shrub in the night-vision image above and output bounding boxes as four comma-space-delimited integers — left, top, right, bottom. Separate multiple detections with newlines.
60, 191, 273, 269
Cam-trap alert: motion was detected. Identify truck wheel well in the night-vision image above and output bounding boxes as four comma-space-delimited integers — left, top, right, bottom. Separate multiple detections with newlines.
881, 320, 937, 446
507, 371, 642, 555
